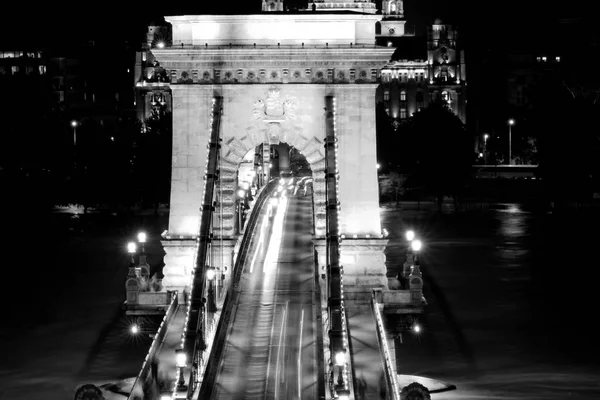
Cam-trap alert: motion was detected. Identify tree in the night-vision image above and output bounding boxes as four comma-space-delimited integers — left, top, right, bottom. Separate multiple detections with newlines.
531, 79, 600, 207
404, 99, 472, 209
133, 110, 172, 213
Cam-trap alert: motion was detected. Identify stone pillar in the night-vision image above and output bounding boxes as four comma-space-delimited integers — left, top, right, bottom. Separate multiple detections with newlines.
335, 85, 382, 236
314, 237, 388, 302
162, 86, 214, 295
161, 238, 197, 298
167, 85, 213, 237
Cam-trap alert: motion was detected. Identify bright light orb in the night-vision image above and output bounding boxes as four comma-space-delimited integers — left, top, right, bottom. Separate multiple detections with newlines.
175, 349, 187, 368
127, 242, 137, 253
405, 230, 415, 241
157, 41, 165, 49
70, 120, 78, 127
334, 350, 346, 366
206, 267, 216, 281
130, 324, 139, 334
508, 118, 515, 126
411, 239, 422, 252
137, 232, 147, 243
237, 189, 246, 198
414, 324, 421, 333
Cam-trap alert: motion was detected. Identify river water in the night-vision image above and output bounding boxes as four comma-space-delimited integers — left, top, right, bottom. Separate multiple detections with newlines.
381, 201, 600, 399
1, 201, 599, 399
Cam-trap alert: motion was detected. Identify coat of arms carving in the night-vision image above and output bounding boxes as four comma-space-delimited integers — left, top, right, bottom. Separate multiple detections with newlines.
252, 87, 298, 144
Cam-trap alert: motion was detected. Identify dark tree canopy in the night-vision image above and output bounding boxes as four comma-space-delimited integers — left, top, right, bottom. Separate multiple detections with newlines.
404, 99, 472, 198
531, 79, 600, 204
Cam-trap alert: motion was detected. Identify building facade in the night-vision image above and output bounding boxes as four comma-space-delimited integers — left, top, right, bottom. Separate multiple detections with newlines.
377, 17, 467, 130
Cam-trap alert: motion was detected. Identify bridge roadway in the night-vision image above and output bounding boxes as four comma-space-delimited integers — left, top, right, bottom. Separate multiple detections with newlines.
129, 180, 390, 399
204, 186, 320, 399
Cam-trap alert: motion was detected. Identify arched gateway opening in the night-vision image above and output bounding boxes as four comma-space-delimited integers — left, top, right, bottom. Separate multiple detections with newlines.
160, 84, 389, 300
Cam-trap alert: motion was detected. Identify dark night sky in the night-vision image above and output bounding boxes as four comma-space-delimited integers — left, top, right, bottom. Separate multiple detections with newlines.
2, 0, 593, 49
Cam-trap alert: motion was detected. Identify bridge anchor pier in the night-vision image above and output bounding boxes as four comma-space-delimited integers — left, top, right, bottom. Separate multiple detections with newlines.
314, 237, 389, 302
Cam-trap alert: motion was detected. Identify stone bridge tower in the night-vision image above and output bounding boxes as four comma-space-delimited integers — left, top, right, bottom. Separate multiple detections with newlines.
152, 3, 395, 301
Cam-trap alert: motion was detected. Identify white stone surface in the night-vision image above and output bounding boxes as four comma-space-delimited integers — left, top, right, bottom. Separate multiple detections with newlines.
166, 14, 382, 46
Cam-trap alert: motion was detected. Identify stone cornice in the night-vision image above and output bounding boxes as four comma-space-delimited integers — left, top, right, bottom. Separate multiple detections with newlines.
152, 47, 395, 65
166, 14, 382, 24
168, 83, 381, 94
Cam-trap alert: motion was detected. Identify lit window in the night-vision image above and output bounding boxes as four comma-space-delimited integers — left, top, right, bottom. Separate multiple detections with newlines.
400, 109, 407, 119
536, 56, 541, 62
11, 66, 19, 74
400, 91, 406, 101
442, 91, 449, 101
383, 90, 390, 101
542, 56, 547, 62
555, 56, 560, 62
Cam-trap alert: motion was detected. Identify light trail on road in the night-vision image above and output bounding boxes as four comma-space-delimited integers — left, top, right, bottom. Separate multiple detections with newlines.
207, 186, 319, 400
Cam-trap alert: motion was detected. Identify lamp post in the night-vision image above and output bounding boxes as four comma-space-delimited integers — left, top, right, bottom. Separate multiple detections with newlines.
137, 232, 146, 255
71, 120, 78, 147
206, 266, 217, 313
137, 232, 150, 279
401, 230, 415, 286
127, 242, 140, 278
508, 119, 515, 165
175, 348, 187, 390
411, 239, 422, 268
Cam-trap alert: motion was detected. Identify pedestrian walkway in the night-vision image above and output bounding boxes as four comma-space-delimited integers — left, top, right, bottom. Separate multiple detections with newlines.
346, 301, 387, 400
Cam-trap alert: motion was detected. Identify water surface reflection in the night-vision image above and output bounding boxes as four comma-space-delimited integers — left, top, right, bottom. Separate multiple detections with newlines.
381, 202, 600, 399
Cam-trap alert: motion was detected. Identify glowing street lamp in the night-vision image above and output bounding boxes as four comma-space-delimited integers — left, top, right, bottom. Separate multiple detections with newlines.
137, 232, 147, 254
71, 120, 78, 147
508, 119, 515, 165
137, 232, 150, 278
175, 348, 187, 390
127, 242, 137, 264
336, 389, 350, 400
405, 230, 415, 242
334, 350, 346, 366
127, 242, 139, 278
411, 239, 422, 265
206, 266, 217, 313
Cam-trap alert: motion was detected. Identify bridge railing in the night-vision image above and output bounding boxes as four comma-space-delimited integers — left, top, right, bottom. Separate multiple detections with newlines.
371, 290, 401, 400
127, 291, 178, 399
145, 96, 222, 399
324, 95, 353, 399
